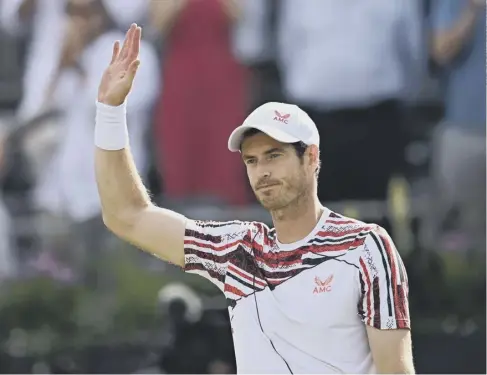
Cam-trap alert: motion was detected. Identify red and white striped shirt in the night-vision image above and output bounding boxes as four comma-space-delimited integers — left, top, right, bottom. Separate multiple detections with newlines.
183, 208, 410, 374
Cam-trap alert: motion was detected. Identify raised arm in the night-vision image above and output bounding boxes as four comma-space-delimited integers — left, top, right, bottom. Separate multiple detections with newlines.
430, 0, 484, 65
95, 24, 185, 266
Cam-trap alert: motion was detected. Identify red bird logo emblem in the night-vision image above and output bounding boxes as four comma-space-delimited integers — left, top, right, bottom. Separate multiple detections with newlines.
274, 111, 291, 119
313, 275, 334, 294
273, 111, 291, 124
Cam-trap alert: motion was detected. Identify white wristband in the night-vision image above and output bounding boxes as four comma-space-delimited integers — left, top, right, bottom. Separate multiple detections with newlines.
95, 101, 129, 150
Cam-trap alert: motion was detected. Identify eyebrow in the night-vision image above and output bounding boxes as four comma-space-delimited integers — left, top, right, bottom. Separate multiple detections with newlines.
242, 147, 285, 161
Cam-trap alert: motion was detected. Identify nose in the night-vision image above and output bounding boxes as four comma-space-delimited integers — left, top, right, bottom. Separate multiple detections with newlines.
255, 170, 271, 188
255, 167, 271, 182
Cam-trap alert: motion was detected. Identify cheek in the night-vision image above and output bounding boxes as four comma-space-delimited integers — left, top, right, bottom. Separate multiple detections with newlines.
246, 168, 257, 186
284, 168, 306, 189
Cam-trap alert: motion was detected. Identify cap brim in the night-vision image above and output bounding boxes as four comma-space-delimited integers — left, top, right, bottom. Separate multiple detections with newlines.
228, 124, 300, 152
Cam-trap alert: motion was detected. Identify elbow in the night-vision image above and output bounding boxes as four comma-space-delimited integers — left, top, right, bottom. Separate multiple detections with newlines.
430, 37, 455, 66
101, 205, 148, 237
101, 212, 121, 235
101, 212, 128, 238
431, 47, 451, 66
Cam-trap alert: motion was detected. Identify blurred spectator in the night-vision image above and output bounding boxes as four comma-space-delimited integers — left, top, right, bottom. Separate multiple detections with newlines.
243, 0, 425, 203
31, 0, 159, 283
233, 0, 284, 107
0, 0, 150, 120
428, 0, 486, 252
0, 126, 14, 279
102, 0, 150, 30
150, 0, 250, 206
0, 0, 66, 121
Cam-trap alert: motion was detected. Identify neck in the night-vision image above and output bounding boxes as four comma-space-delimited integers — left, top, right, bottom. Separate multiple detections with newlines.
271, 194, 325, 244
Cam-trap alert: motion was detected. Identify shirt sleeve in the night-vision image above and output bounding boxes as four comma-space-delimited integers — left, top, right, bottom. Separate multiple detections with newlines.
358, 226, 410, 330
184, 219, 249, 292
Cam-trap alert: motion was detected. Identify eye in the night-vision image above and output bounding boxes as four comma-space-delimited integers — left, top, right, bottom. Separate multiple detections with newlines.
269, 153, 281, 159
245, 158, 256, 165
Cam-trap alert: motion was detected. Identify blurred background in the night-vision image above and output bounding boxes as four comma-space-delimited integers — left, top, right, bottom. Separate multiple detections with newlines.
0, 0, 485, 373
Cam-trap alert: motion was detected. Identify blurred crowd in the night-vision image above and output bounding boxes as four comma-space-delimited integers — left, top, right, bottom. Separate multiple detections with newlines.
0, 0, 485, 373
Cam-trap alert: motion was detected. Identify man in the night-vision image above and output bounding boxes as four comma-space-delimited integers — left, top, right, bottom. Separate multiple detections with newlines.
94, 25, 414, 373
427, 0, 486, 253
235, 0, 424, 203
0, 0, 66, 121
33, 1, 159, 283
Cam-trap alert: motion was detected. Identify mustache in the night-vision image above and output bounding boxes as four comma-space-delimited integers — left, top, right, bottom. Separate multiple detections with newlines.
255, 179, 281, 190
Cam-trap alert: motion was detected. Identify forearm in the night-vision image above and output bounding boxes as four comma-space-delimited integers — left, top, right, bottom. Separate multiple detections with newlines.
95, 103, 151, 226
431, 3, 479, 64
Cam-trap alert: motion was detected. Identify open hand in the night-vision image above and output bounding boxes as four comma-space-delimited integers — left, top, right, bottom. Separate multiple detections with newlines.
97, 24, 141, 106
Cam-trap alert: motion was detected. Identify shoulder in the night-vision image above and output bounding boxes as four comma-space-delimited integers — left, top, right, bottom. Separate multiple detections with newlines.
322, 212, 376, 239
357, 225, 407, 285
186, 219, 270, 241
302, 212, 376, 256
321, 212, 398, 258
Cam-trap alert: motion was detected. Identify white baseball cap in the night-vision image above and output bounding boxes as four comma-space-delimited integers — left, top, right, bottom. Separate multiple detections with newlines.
228, 102, 320, 152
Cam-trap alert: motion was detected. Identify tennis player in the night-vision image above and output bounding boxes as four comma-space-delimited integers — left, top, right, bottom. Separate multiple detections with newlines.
94, 24, 415, 374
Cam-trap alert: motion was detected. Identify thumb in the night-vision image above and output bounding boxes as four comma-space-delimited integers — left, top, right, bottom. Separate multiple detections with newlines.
127, 60, 141, 82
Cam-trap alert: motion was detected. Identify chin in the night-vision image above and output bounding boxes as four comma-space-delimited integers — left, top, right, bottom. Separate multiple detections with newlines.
258, 197, 288, 211
254, 189, 289, 210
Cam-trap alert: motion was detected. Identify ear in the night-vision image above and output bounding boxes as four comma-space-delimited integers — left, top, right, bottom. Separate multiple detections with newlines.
307, 145, 320, 171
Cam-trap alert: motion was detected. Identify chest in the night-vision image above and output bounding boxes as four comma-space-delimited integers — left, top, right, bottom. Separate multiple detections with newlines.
227, 248, 361, 324
228, 259, 365, 364
257, 261, 360, 329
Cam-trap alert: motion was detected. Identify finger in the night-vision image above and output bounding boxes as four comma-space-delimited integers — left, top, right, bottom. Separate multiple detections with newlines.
120, 25, 135, 60
126, 25, 140, 61
120, 24, 136, 60
127, 27, 141, 62
126, 59, 141, 82
110, 41, 120, 64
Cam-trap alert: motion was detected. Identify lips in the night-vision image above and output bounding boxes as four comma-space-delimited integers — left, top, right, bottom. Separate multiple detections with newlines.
257, 184, 280, 190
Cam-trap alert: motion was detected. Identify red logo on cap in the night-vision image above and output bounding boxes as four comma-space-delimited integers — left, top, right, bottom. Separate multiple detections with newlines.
273, 111, 290, 124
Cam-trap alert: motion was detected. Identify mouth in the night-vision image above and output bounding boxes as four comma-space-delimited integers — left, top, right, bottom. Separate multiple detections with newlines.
257, 184, 280, 191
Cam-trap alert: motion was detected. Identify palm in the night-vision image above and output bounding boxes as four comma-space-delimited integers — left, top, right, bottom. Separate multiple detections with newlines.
98, 24, 141, 106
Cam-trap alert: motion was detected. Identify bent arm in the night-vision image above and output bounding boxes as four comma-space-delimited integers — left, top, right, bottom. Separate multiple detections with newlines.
430, 0, 480, 65
95, 104, 186, 267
